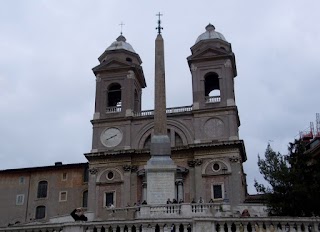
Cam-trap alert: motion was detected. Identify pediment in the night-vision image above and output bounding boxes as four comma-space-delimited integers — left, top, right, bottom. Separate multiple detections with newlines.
93, 59, 131, 72
191, 47, 228, 59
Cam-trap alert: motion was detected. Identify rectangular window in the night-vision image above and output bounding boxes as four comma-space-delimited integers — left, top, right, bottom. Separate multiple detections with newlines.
83, 166, 89, 183
59, 191, 67, 201
19, 176, 25, 184
62, 172, 67, 181
37, 181, 48, 198
213, 184, 223, 199
16, 194, 24, 205
82, 190, 88, 208
104, 192, 114, 207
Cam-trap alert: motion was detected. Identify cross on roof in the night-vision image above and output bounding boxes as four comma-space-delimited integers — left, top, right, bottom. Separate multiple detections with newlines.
156, 12, 163, 34
119, 22, 125, 35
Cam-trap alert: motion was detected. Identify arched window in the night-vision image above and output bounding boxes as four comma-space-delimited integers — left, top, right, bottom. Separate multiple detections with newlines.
82, 190, 88, 208
35, 205, 46, 219
107, 83, 121, 107
204, 72, 220, 103
37, 181, 48, 198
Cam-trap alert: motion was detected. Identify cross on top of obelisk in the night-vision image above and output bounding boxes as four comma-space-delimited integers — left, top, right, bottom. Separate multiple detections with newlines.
156, 12, 163, 34
119, 22, 125, 35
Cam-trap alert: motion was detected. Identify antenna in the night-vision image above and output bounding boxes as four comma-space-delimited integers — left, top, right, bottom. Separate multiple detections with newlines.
316, 113, 320, 138
310, 122, 314, 137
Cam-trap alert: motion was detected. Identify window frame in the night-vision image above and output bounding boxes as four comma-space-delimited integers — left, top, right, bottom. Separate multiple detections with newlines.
62, 172, 67, 181
59, 191, 68, 202
104, 191, 116, 207
82, 190, 88, 208
16, 194, 25, 205
19, 176, 25, 184
212, 183, 224, 200
37, 180, 48, 199
35, 205, 46, 220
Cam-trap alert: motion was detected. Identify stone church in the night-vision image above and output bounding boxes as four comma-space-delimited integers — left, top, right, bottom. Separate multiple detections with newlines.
0, 22, 280, 231
86, 22, 247, 218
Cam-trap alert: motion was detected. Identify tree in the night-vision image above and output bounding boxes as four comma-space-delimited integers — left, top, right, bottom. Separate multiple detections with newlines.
255, 139, 320, 216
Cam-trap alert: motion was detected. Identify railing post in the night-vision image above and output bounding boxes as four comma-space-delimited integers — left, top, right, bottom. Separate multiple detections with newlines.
314, 222, 320, 232
227, 222, 232, 232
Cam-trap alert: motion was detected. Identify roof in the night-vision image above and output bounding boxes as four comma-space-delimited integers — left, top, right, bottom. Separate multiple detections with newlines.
195, 24, 227, 44
106, 35, 135, 53
0, 162, 88, 174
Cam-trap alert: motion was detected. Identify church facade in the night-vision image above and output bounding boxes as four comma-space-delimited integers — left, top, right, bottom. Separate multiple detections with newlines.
85, 23, 247, 220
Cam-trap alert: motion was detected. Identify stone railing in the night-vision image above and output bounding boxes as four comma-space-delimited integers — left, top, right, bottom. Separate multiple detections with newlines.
205, 95, 221, 103
133, 105, 192, 117
106, 106, 121, 113
2, 217, 320, 232
2, 204, 319, 232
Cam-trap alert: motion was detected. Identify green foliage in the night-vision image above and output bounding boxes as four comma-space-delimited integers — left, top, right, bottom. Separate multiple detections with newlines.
255, 139, 320, 216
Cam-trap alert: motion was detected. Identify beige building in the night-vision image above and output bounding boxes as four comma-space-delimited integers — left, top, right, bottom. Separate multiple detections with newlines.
0, 162, 88, 227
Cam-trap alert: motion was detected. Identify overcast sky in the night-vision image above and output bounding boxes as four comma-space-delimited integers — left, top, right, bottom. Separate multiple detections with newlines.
1, 1, 319, 194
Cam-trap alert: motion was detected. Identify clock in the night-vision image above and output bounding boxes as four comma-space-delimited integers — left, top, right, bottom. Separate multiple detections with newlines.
100, 128, 123, 148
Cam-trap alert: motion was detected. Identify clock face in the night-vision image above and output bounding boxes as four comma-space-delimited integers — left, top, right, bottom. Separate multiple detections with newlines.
100, 128, 123, 148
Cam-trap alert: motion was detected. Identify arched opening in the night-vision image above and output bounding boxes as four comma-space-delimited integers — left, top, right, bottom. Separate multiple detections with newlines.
107, 83, 121, 108
204, 72, 220, 103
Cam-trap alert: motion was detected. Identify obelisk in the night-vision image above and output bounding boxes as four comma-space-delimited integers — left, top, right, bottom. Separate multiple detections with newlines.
145, 13, 176, 204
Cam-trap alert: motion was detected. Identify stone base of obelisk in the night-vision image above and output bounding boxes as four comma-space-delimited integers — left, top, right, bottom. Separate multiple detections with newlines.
145, 135, 176, 205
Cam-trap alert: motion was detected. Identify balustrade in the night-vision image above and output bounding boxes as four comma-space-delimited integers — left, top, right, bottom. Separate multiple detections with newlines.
106, 106, 121, 113
205, 96, 221, 103
1, 218, 319, 232
133, 106, 192, 117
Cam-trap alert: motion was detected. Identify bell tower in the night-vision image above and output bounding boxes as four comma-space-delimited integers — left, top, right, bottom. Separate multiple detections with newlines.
188, 24, 237, 110
187, 24, 240, 142
92, 34, 146, 120
91, 34, 146, 152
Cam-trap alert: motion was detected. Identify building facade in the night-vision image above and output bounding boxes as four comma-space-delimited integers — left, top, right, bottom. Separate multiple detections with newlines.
0, 162, 88, 227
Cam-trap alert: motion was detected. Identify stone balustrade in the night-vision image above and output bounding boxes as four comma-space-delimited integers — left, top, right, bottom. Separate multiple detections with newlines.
134, 106, 192, 117
1, 217, 319, 232
1, 204, 319, 232
106, 106, 121, 113
205, 95, 221, 103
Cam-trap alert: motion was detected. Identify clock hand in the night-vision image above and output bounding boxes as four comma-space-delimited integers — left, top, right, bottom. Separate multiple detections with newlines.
105, 134, 117, 141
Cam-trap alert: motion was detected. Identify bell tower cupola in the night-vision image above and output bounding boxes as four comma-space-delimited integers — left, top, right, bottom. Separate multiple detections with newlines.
187, 24, 237, 110
92, 34, 146, 120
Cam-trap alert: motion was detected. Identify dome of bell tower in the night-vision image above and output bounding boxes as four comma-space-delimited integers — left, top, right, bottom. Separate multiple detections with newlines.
195, 24, 227, 44
106, 34, 136, 53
